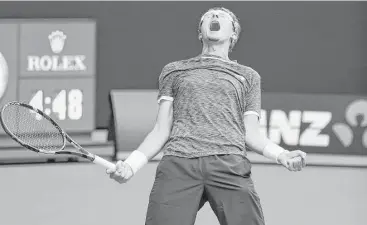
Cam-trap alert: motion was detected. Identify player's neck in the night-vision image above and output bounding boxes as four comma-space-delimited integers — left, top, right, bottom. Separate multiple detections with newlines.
201, 43, 230, 61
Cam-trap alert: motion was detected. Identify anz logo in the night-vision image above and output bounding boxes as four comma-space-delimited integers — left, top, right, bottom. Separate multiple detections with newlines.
0, 52, 8, 101
259, 99, 367, 148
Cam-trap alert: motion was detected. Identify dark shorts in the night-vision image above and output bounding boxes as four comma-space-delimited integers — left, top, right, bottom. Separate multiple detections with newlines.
145, 154, 265, 225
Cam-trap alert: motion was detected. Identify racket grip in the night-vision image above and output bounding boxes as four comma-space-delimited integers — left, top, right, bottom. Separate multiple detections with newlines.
93, 155, 116, 171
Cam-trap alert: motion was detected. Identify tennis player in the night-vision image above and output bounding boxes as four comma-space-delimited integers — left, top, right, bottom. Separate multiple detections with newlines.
107, 7, 307, 225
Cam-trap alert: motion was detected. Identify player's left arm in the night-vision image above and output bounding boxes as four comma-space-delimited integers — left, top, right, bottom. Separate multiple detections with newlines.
243, 68, 306, 171
244, 114, 306, 171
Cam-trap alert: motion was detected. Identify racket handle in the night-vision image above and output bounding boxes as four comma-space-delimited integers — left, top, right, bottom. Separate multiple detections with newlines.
93, 155, 116, 171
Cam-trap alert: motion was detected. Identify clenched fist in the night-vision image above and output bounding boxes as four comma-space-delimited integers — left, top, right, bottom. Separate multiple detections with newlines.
106, 160, 134, 184
278, 150, 307, 172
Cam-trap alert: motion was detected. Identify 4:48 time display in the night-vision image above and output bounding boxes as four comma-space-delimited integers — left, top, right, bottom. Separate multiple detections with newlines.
29, 89, 83, 120
18, 78, 95, 132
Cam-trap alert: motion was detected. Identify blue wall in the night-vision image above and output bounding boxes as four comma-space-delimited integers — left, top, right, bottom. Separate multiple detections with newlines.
0, 1, 366, 128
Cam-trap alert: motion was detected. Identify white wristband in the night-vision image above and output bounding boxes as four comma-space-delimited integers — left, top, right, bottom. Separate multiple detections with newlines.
124, 150, 148, 174
262, 142, 289, 164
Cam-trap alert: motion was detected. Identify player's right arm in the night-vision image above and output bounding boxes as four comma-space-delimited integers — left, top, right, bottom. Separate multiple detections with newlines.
107, 63, 176, 183
133, 99, 173, 160
106, 100, 173, 184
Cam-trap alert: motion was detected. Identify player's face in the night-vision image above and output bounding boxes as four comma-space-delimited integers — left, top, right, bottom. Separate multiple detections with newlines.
200, 10, 235, 44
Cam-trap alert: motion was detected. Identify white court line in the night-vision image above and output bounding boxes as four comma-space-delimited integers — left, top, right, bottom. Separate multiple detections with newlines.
117, 151, 367, 167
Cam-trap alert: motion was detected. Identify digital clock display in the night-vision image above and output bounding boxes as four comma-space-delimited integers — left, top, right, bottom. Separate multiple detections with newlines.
18, 78, 95, 132
0, 19, 96, 135
29, 89, 83, 121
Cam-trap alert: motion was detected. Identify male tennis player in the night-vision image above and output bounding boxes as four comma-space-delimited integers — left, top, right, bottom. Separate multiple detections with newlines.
107, 7, 307, 225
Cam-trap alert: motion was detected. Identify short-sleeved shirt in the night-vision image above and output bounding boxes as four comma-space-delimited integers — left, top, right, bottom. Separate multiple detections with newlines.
157, 54, 261, 158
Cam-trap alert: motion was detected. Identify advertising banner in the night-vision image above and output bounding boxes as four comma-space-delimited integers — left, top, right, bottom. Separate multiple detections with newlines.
110, 90, 367, 155
0, 23, 18, 134
0, 19, 96, 136
20, 20, 96, 76
261, 93, 367, 155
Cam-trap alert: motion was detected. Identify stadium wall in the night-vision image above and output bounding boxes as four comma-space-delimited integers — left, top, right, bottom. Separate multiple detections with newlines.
0, 1, 366, 128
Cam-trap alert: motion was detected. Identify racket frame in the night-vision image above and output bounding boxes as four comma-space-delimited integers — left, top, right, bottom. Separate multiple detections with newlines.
0, 101, 95, 161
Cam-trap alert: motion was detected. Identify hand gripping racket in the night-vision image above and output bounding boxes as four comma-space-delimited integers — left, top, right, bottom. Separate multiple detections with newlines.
0, 101, 116, 170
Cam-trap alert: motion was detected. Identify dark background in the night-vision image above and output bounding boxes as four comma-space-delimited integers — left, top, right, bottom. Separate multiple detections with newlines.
0, 1, 366, 128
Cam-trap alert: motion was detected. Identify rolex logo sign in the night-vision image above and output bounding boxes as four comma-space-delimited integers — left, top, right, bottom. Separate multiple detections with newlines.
27, 30, 87, 72
49, 30, 66, 53
0, 52, 8, 100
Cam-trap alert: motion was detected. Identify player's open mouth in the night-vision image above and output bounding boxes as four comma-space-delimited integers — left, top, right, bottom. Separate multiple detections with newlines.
210, 21, 220, 31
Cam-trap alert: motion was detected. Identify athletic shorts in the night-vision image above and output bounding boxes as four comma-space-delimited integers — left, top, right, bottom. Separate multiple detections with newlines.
145, 154, 265, 225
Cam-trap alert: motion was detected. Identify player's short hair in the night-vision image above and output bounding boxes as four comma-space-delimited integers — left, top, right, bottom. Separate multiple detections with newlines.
198, 7, 241, 52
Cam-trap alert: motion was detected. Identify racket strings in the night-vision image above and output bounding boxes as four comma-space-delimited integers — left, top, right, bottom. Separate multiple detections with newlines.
2, 104, 65, 153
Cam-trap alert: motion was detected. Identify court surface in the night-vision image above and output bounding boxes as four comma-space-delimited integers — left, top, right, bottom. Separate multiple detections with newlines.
1, 161, 366, 225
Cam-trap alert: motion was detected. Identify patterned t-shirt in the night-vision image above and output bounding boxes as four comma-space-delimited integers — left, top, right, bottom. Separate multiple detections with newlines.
157, 54, 261, 158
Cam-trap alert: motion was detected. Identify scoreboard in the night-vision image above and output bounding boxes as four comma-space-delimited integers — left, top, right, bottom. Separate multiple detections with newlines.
0, 19, 96, 134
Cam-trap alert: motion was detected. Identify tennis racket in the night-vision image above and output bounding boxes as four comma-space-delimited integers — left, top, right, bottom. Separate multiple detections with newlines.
0, 101, 116, 170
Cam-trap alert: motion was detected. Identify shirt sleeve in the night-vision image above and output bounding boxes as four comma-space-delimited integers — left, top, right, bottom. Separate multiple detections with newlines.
244, 69, 261, 118
157, 63, 175, 104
